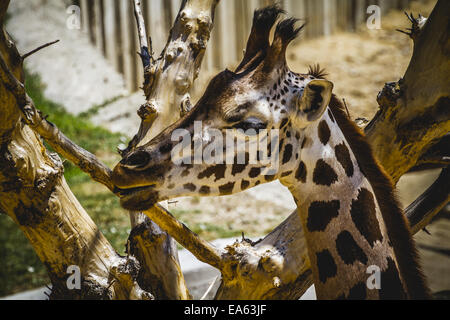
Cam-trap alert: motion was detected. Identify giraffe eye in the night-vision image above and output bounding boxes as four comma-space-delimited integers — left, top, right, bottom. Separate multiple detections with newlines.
233, 117, 267, 133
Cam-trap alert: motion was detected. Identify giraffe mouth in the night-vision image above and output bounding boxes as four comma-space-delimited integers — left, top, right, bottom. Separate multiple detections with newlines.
114, 185, 155, 197
114, 185, 159, 211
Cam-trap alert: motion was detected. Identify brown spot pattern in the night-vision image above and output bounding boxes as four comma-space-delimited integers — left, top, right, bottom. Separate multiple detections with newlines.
183, 183, 196, 192
241, 180, 250, 190
199, 186, 211, 195
282, 144, 293, 164
219, 182, 235, 195
249, 167, 261, 178
335, 143, 354, 177
307, 200, 340, 232
316, 249, 337, 284
336, 231, 368, 265
318, 120, 331, 145
198, 164, 226, 182
350, 188, 383, 247
295, 161, 307, 183
313, 159, 338, 186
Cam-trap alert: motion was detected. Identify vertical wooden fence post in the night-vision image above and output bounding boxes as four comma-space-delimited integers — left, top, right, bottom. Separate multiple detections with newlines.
79, 0, 416, 94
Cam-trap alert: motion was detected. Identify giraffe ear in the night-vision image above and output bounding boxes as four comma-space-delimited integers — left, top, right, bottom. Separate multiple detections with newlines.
263, 18, 304, 71
298, 80, 334, 122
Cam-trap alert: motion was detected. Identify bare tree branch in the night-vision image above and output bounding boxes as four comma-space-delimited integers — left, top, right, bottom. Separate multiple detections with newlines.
132, 0, 152, 70
143, 205, 224, 270
365, 0, 450, 183
126, 0, 219, 152
406, 167, 450, 234
21, 39, 60, 60
409, 134, 450, 172
128, 215, 192, 300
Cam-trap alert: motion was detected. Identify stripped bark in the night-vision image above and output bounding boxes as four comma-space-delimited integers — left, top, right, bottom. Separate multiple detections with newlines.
365, 3, 450, 183
406, 167, 450, 235
128, 212, 190, 300
126, 0, 219, 151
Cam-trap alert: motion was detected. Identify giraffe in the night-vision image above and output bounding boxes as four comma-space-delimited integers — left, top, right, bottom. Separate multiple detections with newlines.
111, 5, 430, 300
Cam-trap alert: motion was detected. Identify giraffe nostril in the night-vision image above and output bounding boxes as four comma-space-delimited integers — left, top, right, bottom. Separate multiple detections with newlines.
121, 151, 151, 168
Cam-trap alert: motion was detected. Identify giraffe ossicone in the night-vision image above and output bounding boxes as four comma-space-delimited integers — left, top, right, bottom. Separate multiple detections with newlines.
112, 5, 430, 300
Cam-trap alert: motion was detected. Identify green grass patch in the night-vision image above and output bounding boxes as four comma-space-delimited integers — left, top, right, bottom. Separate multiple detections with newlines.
0, 215, 50, 297
78, 96, 124, 120
25, 71, 123, 155
192, 223, 242, 240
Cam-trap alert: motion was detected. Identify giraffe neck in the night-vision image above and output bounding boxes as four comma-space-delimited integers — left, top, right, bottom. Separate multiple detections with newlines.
285, 108, 408, 299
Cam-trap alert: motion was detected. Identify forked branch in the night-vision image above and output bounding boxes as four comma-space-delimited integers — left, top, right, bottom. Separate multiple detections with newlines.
132, 0, 152, 69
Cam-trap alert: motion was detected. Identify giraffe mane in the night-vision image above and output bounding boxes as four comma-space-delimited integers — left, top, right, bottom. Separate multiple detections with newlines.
328, 95, 431, 299
308, 64, 328, 79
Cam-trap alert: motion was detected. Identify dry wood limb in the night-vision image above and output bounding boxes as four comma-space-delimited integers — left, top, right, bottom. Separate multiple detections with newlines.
128, 215, 192, 300
0, 79, 147, 300
396, 12, 427, 41
21, 39, 60, 60
132, 0, 151, 69
143, 205, 224, 270
126, 0, 219, 152
365, 0, 450, 183
406, 167, 450, 235
409, 134, 450, 172
126, 204, 191, 299
216, 211, 312, 300
1, 46, 181, 298
0, 1, 9, 24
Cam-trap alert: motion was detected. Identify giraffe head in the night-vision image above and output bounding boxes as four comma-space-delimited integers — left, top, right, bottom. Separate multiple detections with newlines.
112, 5, 334, 211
